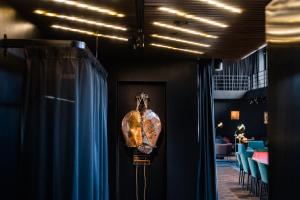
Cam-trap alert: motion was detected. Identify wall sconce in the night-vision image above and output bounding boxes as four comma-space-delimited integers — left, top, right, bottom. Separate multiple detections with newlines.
264, 112, 268, 124
231, 111, 240, 120
217, 121, 223, 128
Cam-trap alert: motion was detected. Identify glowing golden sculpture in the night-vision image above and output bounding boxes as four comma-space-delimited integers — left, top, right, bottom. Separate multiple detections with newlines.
122, 111, 143, 147
121, 93, 162, 154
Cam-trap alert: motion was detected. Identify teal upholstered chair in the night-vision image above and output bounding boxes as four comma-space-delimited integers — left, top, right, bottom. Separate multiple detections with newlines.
248, 140, 265, 150
238, 143, 246, 153
239, 151, 251, 189
236, 152, 244, 185
248, 157, 260, 196
238, 143, 254, 158
237, 144, 254, 190
258, 162, 268, 200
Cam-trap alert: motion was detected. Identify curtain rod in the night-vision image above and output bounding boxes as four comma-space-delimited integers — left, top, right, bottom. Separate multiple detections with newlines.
0, 39, 86, 49
0, 37, 108, 77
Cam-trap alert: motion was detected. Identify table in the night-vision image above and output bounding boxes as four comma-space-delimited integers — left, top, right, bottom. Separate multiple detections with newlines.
252, 151, 268, 165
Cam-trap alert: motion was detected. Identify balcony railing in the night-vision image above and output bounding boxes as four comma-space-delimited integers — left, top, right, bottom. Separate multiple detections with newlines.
251, 70, 268, 89
213, 70, 268, 91
213, 75, 250, 91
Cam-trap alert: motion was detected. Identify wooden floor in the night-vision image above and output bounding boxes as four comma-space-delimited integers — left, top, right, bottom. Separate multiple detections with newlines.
217, 161, 259, 200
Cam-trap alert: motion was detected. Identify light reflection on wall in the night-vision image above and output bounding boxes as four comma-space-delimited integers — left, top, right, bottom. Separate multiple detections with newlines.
0, 3, 38, 38
266, 0, 300, 43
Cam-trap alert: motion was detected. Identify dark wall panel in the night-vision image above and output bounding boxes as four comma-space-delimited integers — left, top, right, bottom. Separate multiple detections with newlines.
268, 43, 300, 200
106, 58, 198, 200
214, 99, 267, 141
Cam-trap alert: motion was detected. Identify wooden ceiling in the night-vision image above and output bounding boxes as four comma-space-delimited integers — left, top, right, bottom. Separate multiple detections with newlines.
7, 0, 271, 60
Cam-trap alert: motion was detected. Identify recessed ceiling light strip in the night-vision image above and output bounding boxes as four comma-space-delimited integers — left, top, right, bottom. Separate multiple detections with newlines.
150, 43, 204, 55
158, 7, 228, 28
53, 0, 125, 17
34, 10, 127, 31
198, 0, 242, 14
51, 25, 128, 41
151, 34, 211, 47
153, 22, 218, 39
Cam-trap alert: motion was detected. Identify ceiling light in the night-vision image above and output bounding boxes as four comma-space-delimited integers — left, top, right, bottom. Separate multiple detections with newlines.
34, 10, 45, 14
153, 22, 218, 39
198, 0, 242, 14
53, 0, 125, 17
34, 10, 126, 31
158, 7, 228, 28
151, 34, 211, 47
150, 43, 204, 55
51, 25, 128, 41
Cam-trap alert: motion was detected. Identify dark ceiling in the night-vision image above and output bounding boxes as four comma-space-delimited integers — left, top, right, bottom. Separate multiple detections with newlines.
7, 0, 271, 60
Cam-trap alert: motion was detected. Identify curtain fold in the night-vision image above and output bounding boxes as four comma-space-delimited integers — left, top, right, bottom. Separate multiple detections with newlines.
196, 60, 217, 200
214, 49, 263, 77
20, 46, 109, 200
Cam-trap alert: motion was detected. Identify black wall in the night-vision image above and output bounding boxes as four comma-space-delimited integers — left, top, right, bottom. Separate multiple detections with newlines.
214, 99, 267, 141
106, 57, 199, 200
268, 43, 300, 199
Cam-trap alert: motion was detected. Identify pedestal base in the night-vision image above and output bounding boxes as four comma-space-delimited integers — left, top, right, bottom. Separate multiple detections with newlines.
133, 154, 151, 166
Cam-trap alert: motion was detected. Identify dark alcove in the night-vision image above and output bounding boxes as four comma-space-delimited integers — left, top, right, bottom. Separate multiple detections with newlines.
117, 82, 166, 200
106, 58, 199, 200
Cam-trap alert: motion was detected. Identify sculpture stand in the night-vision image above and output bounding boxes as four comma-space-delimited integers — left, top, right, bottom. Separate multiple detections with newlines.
133, 154, 151, 166
133, 153, 149, 200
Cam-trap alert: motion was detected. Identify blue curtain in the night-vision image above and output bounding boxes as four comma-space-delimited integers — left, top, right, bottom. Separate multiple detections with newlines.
196, 60, 217, 200
20, 47, 109, 200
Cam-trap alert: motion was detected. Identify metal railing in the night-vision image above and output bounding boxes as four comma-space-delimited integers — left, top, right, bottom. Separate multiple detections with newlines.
213, 75, 250, 91
251, 70, 268, 89
213, 70, 268, 91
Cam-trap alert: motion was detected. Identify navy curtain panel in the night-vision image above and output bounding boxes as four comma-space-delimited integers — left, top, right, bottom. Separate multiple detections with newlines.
196, 60, 217, 200
20, 47, 109, 200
